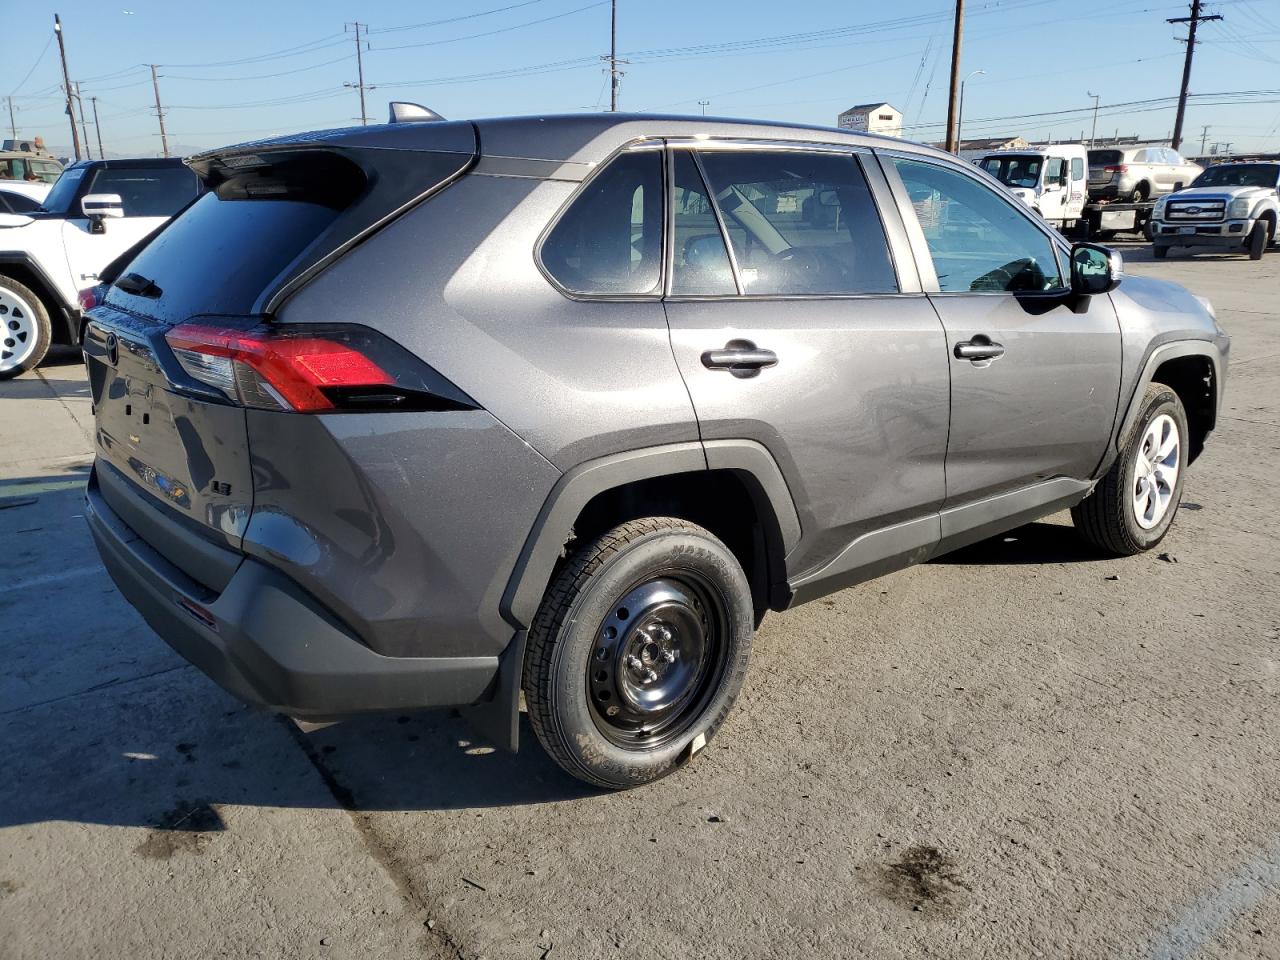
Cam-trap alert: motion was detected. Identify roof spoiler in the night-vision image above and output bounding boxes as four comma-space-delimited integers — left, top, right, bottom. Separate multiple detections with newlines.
388, 102, 445, 124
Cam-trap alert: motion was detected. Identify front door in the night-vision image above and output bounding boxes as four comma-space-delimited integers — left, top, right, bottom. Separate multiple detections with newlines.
662, 144, 951, 583
880, 153, 1121, 510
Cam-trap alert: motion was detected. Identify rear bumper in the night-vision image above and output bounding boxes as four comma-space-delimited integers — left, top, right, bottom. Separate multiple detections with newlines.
86, 467, 501, 720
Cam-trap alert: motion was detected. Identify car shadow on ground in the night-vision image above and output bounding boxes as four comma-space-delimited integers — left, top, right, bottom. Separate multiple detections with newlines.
931, 521, 1110, 565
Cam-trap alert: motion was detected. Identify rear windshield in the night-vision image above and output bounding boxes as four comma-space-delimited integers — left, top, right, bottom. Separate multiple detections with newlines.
1088, 150, 1122, 166
106, 152, 364, 322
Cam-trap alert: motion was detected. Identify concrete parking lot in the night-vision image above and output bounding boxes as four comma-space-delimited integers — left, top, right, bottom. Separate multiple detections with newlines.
1, 246, 1277, 960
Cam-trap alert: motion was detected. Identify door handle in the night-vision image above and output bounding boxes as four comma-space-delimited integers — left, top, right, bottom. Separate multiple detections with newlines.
701, 339, 778, 378
954, 336, 1006, 362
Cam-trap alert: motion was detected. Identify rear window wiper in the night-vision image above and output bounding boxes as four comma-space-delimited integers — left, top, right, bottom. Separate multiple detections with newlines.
115, 272, 163, 298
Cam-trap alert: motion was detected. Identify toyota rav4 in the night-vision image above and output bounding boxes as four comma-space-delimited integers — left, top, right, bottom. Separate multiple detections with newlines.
83, 109, 1229, 789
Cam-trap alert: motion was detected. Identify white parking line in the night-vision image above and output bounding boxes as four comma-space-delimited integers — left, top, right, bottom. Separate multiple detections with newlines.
1148, 841, 1280, 959
0, 566, 103, 595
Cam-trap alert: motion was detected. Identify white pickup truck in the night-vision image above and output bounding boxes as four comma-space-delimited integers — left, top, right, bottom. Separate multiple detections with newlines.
0, 157, 199, 378
1150, 161, 1280, 260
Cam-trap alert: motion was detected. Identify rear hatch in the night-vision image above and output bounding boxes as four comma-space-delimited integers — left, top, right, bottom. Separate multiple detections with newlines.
85, 124, 477, 592
1088, 149, 1123, 184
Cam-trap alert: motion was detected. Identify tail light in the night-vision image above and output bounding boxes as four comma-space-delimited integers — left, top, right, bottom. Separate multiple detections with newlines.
163, 321, 476, 413
1103, 164, 1128, 173
78, 283, 107, 313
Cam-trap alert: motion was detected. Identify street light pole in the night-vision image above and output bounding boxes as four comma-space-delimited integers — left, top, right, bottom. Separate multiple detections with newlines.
956, 69, 985, 153
1087, 91, 1101, 147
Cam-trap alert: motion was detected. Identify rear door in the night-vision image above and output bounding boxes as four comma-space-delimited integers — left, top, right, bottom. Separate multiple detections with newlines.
662, 143, 951, 584
880, 151, 1120, 510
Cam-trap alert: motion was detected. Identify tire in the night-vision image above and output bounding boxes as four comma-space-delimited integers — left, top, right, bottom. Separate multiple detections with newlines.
523, 517, 753, 789
1071, 383, 1189, 556
0, 274, 52, 380
1153, 243, 1169, 259
1131, 183, 1149, 203
1249, 221, 1268, 260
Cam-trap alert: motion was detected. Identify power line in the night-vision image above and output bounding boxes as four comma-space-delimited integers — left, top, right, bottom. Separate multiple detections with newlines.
371, 0, 549, 34
8, 31, 56, 97
374, 0, 610, 52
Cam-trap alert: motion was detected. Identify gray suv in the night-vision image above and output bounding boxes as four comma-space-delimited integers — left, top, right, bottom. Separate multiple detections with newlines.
83, 111, 1229, 789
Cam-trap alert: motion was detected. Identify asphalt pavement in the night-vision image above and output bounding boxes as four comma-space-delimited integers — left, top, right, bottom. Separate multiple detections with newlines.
1, 245, 1277, 960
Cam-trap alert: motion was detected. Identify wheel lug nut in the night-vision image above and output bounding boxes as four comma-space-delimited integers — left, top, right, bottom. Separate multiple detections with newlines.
644, 669, 658, 683
627, 655, 643, 670
661, 649, 676, 663
606, 705, 620, 716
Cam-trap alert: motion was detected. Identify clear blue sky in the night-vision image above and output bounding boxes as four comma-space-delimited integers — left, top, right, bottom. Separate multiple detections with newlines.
4, 0, 1278, 159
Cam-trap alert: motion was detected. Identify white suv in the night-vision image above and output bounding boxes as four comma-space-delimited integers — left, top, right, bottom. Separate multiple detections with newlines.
0, 158, 199, 378
1087, 146, 1202, 202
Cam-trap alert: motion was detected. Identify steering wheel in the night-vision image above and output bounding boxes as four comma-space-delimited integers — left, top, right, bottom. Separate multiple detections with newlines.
770, 246, 846, 291
970, 257, 1048, 292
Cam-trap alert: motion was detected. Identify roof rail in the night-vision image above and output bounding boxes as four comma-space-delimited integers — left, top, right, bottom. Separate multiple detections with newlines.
388, 102, 445, 124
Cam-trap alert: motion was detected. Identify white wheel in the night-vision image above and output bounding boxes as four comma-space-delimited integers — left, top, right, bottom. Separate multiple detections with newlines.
0, 276, 52, 379
1131, 413, 1180, 530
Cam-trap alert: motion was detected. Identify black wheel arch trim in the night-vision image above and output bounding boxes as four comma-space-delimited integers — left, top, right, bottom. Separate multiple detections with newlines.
1101, 337, 1227, 478
499, 439, 801, 630
0, 251, 76, 343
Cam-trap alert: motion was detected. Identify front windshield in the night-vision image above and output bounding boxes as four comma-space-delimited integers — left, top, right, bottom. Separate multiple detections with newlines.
38, 167, 86, 213
981, 156, 1042, 189
1191, 164, 1279, 189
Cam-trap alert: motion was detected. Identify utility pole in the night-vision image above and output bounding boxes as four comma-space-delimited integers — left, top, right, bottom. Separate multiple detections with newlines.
1087, 92, 1101, 147
54, 14, 82, 160
943, 0, 965, 153
698, 100, 709, 116
5, 96, 16, 140
73, 81, 91, 159
150, 64, 169, 158
1167, 0, 1221, 151
345, 23, 372, 125
601, 0, 627, 112
91, 96, 104, 158
1199, 124, 1210, 156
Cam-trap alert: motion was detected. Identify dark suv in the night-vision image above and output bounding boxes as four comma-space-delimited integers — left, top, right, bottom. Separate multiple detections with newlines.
84, 111, 1228, 788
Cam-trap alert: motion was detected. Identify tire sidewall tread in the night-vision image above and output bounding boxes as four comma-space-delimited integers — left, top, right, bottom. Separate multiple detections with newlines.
523, 517, 753, 790
0, 274, 53, 380
1072, 383, 1188, 555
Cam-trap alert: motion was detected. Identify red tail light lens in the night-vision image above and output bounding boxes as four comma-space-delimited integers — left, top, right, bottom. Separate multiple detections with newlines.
1103, 164, 1128, 173
163, 322, 475, 414
78, 283, 106, 313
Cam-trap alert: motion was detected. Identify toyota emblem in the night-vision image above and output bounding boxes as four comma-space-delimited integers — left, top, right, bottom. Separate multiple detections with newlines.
105, 332, 119, 367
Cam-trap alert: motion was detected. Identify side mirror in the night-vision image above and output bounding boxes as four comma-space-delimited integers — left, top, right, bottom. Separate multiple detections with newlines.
1070, 242, 1123, 296
81, 193, 123, 233
1173, 181, 1184, 191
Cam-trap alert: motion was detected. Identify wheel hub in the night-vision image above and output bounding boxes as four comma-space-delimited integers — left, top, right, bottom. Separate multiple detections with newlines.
1132, 413, 1180, 530
0, 287, 37, 374
587, 575, 724, 746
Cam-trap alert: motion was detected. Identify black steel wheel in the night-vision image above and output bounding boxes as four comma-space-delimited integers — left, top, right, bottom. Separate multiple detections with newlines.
524, 517, 753, 789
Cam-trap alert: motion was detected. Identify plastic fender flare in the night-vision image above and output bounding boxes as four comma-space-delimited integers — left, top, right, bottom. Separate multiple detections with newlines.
499, 439, 801, 630
0, 251, 76, 343
1113, 338, 1226, 453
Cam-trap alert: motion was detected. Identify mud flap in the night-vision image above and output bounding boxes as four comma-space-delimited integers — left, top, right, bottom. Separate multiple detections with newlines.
460, 630, 527, 753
